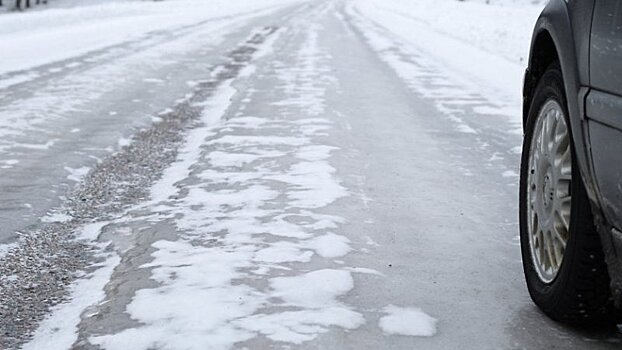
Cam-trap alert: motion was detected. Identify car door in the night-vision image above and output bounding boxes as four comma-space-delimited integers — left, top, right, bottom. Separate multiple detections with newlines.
587, 0, 622, 230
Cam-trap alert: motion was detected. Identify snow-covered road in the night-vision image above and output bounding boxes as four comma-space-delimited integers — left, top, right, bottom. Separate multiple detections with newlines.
1, 0, 621, 349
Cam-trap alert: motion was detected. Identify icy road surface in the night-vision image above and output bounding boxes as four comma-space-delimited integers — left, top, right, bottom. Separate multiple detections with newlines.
1, 0, 621, 349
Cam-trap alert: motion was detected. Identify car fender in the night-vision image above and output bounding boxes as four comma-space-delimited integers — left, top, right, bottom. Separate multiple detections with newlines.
525, 0, 600, 205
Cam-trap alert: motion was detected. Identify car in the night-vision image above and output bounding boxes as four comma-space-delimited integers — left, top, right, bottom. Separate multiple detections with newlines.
520, 0, 622, 325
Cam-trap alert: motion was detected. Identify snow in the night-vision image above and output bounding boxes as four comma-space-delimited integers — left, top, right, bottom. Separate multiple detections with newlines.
358, 0, 542, 65
347, 0, 543, 129
0, 242, 18, 260
64, 166, 91, 182
148, 79, 237, 204
17, 221, 118, 349
379, 305, 438, 337
236, 307, 363, 344
0, 0, 301, 76
89, 18, 365, 349
270, 269, 355, 308
306, 233, 351, 258
78, 221, 110, 241
22, 251, 120, 350
0, 0, 301, 155
40, 212, 72, 223
503, 170, 519, 178
206, 151, 262, 168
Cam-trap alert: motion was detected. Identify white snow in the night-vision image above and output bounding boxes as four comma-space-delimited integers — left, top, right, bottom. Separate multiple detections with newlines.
306, 233, 351, 258
0, 0, 302, 155
90, 18, 365, 349
271, 269, 354, 307
379, 305, 438, 337
64, 166, 91, 182
22, 252, 120, 350
0, 0, 302, 76
40, 212, 72, 223
149, 79, 237, 204
19, 221, 119, 350
357, 0, 542, 65
78, 222, 110, 241
346, 0, 544, 132
206, 151, 262, 168
0, 242, 18, 260
502, 170, 519, 178
343, 267, 385, 276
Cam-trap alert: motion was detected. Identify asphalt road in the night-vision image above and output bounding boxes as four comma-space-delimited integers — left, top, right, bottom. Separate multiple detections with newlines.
1, 1, 621, 349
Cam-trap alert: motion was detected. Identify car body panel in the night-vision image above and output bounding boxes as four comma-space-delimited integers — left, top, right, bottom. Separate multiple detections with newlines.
588, 1, 622, 233
591, 0, 622, 96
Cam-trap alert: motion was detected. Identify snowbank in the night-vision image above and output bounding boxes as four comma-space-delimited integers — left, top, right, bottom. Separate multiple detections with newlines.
0, 0, 300, 75
350, 0, 544, 118
358, 0, 543, 64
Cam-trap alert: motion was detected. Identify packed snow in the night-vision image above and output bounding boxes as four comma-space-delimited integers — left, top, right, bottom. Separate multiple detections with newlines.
379, 305, 438, 337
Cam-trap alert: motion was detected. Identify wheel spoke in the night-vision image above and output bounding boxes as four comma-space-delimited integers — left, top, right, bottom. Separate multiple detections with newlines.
546, 113, 558, 154
552, 232, 565, 269
554, 119, 569, 154
552, 221, 568, 248
556, 143, 572, 175
546, 230, 557, 270
530, 213, 539, 240
539, 121, 548, 156
555, 203, 571, 232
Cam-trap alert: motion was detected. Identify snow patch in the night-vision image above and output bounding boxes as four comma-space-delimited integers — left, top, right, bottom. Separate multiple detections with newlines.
78, 222, 110, 241
22, 252, 120, 350
64, 166, 91, 182
41, 212, 72, 223
502, 170, 519, 178
0, 243, 18, 260
306, 233, 351, 258
149, 79, 236, 204
379, 305, 438, 337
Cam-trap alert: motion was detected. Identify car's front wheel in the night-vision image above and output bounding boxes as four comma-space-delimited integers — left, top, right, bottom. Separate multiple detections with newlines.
520, 63, 615, 325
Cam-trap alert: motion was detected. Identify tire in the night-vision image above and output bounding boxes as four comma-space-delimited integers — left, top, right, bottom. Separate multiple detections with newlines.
519, 63, 615, 325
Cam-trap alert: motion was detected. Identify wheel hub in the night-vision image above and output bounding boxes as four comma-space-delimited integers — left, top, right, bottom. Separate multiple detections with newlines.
542, 170, 554, 210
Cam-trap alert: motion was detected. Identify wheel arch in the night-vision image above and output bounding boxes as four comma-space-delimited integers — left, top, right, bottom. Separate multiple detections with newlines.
523, 1, 595, 202
523, 30, 559, 129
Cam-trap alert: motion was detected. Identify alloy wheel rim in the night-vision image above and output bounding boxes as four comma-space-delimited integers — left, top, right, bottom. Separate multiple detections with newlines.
527, 99, 572, 283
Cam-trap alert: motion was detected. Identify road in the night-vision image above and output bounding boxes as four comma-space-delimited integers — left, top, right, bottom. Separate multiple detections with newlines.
0, 0, 621, 349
